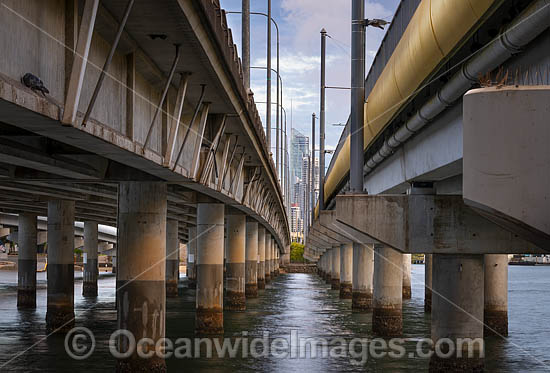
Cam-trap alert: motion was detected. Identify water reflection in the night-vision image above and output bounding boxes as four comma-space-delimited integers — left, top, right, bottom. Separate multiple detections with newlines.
0, 266, 549, 371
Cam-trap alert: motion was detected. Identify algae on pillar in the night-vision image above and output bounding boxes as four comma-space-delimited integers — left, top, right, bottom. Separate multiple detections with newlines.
195, 201, 225, 334
245, 220, 258, 298
402, 253, 412, 299
339, 243, 353, 299
166, 219, 179, 298
430, 254, 484, 371
46, 200, 75, 333
372, 245, 402, 336
116, 182, 167, 372
484, 254, 508, 337
331, 245, 340, 290
17, 213, 37, 308
352, 243, 374, 311
257, 226, 266, 289
225, 214, 246, 311
83, 221, 99, 297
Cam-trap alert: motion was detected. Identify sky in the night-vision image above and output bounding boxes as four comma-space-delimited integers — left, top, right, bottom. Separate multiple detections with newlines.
219, 0, 400, 169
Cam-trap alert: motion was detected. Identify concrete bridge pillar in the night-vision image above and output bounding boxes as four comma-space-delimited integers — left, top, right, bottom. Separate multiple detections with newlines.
272, 240, 276, 275
257, 226, 266, 289
46, 200, 75, 333
352, 243, 374, 312
245, 220, 258, 298
425, 254, 433, 312
165, 219, 179, 298
187, 227, 197, 289
269, 237, 274, 278
484, 254, 508, 337
331, 245, 340, 290
403, 253, 412, 299
339, 243, 352, 299
17, 213, 37, 308
196, 201, 225, 335
271, 238, 277, 277
83, 221, 99, 297
325, 249, 333, 284
225, 214, 246, 311
116, 182, 167, 372
264, 232, 272, 284
372, 245, 402, 336
430, 254, 484, 371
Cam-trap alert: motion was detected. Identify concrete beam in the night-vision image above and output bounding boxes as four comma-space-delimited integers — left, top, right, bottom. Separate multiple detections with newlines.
463, 86, 550, 250
319, 210, 376, 244
335, 194, 544, 254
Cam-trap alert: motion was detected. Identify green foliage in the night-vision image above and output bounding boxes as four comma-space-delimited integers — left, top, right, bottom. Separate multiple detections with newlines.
290, 242, 305, 263
74, 248, 83, 255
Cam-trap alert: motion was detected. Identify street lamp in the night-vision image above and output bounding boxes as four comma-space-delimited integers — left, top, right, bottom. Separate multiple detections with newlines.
226, 9, 282, 182
350, 0, 389, 193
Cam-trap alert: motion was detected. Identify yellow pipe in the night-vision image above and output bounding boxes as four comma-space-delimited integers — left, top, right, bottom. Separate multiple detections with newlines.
323, 0, 497, 204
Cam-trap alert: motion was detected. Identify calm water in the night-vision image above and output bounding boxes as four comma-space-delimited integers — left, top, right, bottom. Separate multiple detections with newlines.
0, 265, 549, 372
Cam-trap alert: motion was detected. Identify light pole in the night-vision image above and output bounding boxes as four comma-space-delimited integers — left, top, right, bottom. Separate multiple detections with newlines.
311, 113, 316, 224
319, 29, 327, 211
267, 0, 272, 152
251, 65, 283, 178
226, 10, 281, 177
255, 99, 287, 198
242, 0, 250, 90
350, 2, 388, 192
350, 0, 365, 193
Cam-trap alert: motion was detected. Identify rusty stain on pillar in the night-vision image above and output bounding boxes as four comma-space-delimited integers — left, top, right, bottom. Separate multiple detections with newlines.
83, 221, 99, 297
225, 214, 246, 310
339, 243, 353, 299
403, 253, 412, 299
352, 243, 374, 312
257, 226, 266, 289
17, 213, 37, 308
46, 200, 75, 333
331, 245, 340, 290
187, 227, 197, 289
166, 219, 179, 297
245, 220, 258, 298
116, 182, 167, 372
484, 254, 508, 337
372, 245, 402, 336
195, 202, 224, 335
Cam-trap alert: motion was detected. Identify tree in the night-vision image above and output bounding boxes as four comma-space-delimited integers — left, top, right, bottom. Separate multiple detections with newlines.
290, 242, 305, 263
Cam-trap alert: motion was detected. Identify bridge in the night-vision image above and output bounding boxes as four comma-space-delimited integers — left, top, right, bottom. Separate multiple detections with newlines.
305, 0, 549, 370
0, 0, 289, 370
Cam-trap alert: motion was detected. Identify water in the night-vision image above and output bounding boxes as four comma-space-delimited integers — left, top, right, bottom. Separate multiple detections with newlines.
0, 265, 549, 372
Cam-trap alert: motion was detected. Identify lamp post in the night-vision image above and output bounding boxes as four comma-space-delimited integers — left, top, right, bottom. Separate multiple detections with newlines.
311, 113, 316, 224
255, 99, 287, 201
251, 66, 283, 179
267, 0, 272, 151
226, 10, 281, 176
319, 29, 327, 211
350, 2, 389, 192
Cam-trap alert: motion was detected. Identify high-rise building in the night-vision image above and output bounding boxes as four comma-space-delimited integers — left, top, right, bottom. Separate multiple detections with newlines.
290, 128, 309, 204
290, 203, 303, 243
